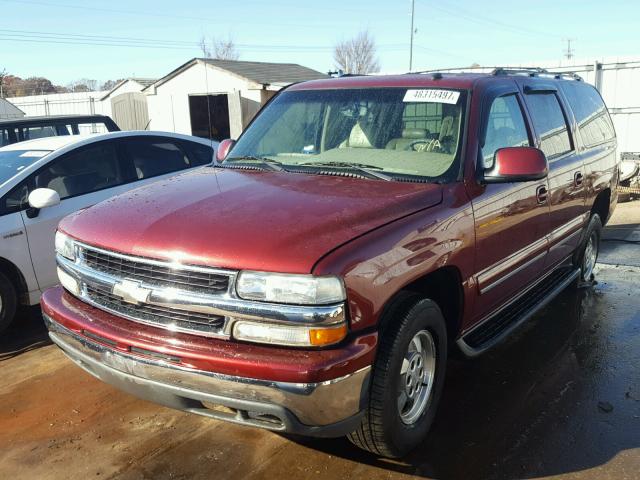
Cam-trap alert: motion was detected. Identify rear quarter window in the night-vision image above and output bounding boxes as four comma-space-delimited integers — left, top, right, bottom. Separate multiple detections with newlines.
560, 82, 615, 147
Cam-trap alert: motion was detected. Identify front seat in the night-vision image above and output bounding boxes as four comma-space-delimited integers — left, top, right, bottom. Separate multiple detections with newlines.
386, 128, 429, 150
339, 121, 375, 148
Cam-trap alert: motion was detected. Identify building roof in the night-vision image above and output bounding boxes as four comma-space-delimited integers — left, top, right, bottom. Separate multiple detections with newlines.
145, 58, 328, 91
0, 98, 25, 119
100, 78, 157, 100
200, 58, 328, 85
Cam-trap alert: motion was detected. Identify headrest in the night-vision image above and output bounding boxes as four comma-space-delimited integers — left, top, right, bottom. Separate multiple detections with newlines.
348, 122, 373, 148
402, 128, 427, 139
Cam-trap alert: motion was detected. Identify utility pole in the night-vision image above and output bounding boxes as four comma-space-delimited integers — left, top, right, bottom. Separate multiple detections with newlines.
563, 38, 575, 61
409, 0, 415, 71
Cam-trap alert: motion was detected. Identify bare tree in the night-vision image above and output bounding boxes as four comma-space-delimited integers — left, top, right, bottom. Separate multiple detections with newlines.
0, 69, 7, 98
199, 35, 240, 61
333, 30, 381, 75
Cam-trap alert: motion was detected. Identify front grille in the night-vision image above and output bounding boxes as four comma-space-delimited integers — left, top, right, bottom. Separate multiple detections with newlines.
85, 284, 226, 332
81, 247, 230, 295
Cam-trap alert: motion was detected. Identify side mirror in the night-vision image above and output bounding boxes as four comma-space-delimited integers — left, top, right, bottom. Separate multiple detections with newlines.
216, 138, 236, 163
483, 147, 548, 183
27, 188, 60, 218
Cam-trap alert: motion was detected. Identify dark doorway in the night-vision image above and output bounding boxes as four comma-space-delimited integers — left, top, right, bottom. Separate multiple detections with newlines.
189, 94, 230, 141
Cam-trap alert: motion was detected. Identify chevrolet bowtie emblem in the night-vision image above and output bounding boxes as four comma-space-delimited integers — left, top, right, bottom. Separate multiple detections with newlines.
112, 279, 151, 305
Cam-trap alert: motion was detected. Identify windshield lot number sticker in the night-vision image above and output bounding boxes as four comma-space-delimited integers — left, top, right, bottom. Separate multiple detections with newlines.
404, 89, 460, 104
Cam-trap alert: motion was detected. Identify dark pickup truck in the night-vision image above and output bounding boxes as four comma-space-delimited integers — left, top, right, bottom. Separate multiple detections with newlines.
43, 69, 618, 457
0, 114, 119, 147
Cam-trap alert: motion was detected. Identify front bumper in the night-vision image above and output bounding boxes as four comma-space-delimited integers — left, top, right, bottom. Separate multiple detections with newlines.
45, 313, 371, 437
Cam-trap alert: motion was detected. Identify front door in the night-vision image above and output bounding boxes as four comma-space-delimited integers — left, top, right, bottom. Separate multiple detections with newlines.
21, 141, 129, 290
470, 91, 551, 323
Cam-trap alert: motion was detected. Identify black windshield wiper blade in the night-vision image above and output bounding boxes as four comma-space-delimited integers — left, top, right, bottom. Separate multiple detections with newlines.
225, 156, 284, 171
300, 161, 383, 170
299, 161, 392, 181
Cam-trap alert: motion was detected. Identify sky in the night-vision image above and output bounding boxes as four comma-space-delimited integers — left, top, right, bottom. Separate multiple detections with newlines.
1, 0, 638, 86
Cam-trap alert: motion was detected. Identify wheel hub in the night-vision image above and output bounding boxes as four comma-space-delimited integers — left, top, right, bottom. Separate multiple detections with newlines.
582, 231, 598, 280
398, 330, 437, 425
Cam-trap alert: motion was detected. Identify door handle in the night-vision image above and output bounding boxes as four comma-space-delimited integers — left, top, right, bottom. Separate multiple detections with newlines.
536, 185, 548, 204
574, 171, 584, 187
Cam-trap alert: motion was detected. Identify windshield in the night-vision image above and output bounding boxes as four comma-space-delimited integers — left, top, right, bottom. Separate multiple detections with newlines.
228, 87, 466, 181
0, 150, 51, 185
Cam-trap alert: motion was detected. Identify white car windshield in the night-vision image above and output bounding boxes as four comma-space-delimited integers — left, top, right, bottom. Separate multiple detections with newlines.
227, 87, 466, 181
0, 150, 51, 185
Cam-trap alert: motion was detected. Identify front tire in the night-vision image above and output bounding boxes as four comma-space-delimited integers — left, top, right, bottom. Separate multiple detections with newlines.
575, 214, 602, 282
348, 296, 447, 458
0, 271, 17, 335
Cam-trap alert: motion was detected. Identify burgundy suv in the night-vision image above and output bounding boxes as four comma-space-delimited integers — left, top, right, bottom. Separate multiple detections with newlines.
42, 69, 618, 457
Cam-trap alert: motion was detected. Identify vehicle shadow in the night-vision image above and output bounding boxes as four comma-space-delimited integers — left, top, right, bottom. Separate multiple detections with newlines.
0, 306, 51, 361
286, 282, 639, 479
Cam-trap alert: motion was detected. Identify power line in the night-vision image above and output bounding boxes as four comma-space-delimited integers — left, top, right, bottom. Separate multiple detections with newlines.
0, 29, 463, 58
0, 0, 352, 30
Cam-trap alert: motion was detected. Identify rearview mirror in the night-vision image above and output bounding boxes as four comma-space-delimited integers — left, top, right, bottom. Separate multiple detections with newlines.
28, 188, 61, 210
483, 147, 548, 183
216, 139, 236, 163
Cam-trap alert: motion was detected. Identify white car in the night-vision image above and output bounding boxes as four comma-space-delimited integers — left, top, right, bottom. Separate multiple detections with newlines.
0, 131, 218, 333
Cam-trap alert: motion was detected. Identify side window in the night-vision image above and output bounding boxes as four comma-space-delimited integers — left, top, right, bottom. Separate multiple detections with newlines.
525, 93, 572, 158
182, 141, 214, 167
122, 138, 190, 180
482, 94, 530, 167
34, 142, 122, 200
76, 122, 109, 135
20, 126, 57, 141
0, 128, 12, 147
561, 82, 615, 147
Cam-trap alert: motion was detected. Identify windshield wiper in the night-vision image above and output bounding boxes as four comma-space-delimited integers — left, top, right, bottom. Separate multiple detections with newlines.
225, 156, 285, 171
299, 161, 393, 181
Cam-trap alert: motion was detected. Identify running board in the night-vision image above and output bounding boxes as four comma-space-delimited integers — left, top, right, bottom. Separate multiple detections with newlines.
457, 267, 580, 357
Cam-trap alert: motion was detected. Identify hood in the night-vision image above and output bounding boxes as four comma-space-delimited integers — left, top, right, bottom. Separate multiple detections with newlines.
60, 168, 442, 273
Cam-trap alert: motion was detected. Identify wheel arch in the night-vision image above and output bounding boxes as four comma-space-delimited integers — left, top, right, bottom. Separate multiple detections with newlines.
0, 257, 29, 304
591, 188, 611, 225
380, 266, 464, 343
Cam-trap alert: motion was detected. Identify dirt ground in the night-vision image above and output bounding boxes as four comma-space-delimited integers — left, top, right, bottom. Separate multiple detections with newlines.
1, 201, 639, 480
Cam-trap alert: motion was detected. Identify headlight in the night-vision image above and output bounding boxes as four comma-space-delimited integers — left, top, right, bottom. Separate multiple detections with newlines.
233, 321, 347, 347
236, 271, 346, 305
55, 230, 76, 261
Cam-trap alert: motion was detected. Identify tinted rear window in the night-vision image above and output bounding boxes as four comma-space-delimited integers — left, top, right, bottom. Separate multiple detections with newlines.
561, 82, 615, 147
525, 93, 572, 158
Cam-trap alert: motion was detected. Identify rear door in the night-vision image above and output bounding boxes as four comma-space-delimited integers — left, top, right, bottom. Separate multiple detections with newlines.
520, 81, 587, 268
471, 86, 551, 320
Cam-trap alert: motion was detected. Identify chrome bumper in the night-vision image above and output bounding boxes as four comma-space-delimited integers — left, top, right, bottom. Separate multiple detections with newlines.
45, 315, 370, 436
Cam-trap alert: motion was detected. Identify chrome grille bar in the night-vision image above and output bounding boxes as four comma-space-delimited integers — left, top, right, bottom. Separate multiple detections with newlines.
56, 244, 345, 338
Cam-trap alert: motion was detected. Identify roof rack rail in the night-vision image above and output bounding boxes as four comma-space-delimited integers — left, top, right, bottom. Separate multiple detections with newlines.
492, 67, 549, 76
492, 67, 583, 81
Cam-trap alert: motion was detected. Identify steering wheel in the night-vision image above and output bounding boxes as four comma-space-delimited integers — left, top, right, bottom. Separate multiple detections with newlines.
404, 140, 430, 152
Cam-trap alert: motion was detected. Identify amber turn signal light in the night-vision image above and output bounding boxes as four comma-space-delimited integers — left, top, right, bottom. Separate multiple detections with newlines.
309, 324, 348, 346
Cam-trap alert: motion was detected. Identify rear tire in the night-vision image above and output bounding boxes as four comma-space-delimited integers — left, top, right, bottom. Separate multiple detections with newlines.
0, 271, 17, 335
574, 213, 602, 282
348, 295, 447, 458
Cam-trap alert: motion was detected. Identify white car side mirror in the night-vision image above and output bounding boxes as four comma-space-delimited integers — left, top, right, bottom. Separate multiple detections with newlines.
28, 188, 61, 210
